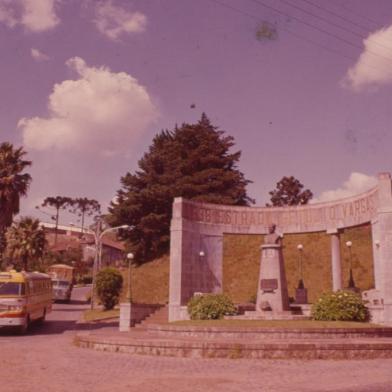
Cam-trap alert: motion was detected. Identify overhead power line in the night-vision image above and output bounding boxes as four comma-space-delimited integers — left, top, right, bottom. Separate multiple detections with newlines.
249, 0, 392, 64
208, 0, 392, 78
299, 0, 373, 33
330, 0, 383, 29
280, 0, 392, 56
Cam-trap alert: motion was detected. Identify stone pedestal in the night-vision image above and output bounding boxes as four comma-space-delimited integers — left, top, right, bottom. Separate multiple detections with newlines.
119, 302, 132, 332
295, 287, 308, 304
256, 244, 290, 313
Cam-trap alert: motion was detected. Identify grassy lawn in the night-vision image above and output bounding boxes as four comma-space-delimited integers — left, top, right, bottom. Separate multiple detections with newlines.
172, 319, 383, 329
223, 224, 374, 304
120, 254, 169, 304
83, 308, 119, 322
115, 225, 374, 307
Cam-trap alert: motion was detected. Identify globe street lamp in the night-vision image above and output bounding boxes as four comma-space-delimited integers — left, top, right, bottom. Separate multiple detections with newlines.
297, 244, 304, 289
295, 244, 308, 304
127, 253, 134, 303
90, 224, 131, 310
345, 240, 356, 289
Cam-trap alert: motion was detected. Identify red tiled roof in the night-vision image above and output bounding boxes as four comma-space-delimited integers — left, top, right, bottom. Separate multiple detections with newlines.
46, 232, 125, 252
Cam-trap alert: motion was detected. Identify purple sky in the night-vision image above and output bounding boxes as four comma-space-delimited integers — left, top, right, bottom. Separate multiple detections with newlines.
1, 0, 392, 226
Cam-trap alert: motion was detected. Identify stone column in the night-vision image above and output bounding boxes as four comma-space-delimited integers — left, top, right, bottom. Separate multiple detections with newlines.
256, 244, 290, 313
375, 173, 392, 324
328, 229, 342, 291
119, 303, 132, 332
371, 219, 382, 294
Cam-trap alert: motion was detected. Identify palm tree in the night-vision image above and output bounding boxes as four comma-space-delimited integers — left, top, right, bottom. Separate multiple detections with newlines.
0, 143, 32, 231
5, 217, 47, 271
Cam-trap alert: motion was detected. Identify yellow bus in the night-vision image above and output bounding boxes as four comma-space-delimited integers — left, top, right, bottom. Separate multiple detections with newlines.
0, 270, 52, 333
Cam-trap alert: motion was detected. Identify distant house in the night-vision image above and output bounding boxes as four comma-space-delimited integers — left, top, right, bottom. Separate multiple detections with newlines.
41, 222, 126, 267
81, 235, 125, 267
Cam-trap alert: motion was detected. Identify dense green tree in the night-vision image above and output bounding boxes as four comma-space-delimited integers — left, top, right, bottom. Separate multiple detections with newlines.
40, 196, 73, 244
69, 198, 101, 236
5, 217, 47, 271
0, 143, 32, 231
109, 113, 253, 261
95, 268, 123, 310
267, 176, 313, 207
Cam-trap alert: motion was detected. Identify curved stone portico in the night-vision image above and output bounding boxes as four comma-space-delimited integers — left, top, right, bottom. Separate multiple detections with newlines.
169, 172, 392, 324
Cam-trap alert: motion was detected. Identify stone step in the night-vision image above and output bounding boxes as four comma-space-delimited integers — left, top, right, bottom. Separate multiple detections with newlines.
135, 305, 168, 328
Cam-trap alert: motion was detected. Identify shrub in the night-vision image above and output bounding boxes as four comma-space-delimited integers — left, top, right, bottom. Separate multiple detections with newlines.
95, 268, 123, 310
187, 293, 236, 320
311, 290, 369, 322
80, 275, 93, 285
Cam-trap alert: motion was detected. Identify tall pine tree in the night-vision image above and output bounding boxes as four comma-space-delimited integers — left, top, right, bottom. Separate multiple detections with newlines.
109, 114, 253, 262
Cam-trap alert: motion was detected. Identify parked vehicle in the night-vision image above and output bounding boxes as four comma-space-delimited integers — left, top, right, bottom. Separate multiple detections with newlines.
0, 270, 52, 334
51, 278, 73, 302
48, 264, 75, 303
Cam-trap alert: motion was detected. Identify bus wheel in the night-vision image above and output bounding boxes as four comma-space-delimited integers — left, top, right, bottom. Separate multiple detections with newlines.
17, 315, 30, 335
38, 309, 46, 324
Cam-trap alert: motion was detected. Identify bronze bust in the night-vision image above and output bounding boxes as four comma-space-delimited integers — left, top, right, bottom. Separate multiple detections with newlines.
264, 223, 281, 245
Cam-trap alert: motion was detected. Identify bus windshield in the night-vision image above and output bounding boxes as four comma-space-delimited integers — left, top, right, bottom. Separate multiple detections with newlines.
52, 280, 70, 287
0, 282, 25, 296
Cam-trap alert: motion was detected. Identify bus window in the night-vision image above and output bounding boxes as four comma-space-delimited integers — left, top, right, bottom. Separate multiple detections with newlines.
0, 282, 24, 296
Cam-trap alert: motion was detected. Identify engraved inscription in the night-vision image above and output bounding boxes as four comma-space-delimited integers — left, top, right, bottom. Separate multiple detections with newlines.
263, 249, 276, 258
181, 188, 378, 232
260, 278, 278, 292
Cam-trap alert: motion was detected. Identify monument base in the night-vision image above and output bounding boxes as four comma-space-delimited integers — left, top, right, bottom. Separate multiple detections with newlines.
295, 288, 308, 304
256, 244, 290, 313
229, 310, 310, 321
227, 303, 312, 321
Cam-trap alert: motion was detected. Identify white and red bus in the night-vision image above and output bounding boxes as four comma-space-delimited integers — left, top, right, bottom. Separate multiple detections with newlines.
0, 270, 52, 333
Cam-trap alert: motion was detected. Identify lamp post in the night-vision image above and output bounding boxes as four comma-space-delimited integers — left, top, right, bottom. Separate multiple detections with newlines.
297, 244, 304, 289
127, 253, 134, 303
345, 241, 356, 289
198, 251, 205, 292
90, 223, 131, 310
295, 243, 308, 304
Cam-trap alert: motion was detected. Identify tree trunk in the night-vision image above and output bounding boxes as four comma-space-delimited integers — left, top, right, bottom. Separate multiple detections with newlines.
23, 255, 28, 271
54, 209, 59, 245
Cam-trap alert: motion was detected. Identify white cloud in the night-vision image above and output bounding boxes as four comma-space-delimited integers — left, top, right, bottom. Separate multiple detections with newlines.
21, 0, 59, 32
343, 25, 392, 91
0, 0, 59, 32
31, 48, 49, 61
94, 0, 146, 40
314, 173, 377, 203
19, 57, 158, 155
0, 0, 17, 28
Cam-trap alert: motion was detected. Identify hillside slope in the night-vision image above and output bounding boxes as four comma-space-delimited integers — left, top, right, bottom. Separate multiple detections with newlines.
120, 224, 374, 305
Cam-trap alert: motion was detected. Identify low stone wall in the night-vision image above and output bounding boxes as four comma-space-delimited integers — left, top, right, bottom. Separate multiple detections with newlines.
145, 324, 392, 340
75, 333, 392, 360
